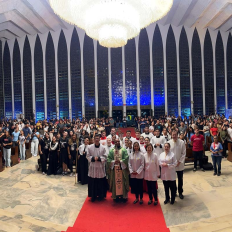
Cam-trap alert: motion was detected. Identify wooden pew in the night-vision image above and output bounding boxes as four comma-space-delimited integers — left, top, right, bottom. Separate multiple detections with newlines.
11, 146, 19, 167
227, 143, 232, 162
25, 141, 32, 159
0, 149, 3, 172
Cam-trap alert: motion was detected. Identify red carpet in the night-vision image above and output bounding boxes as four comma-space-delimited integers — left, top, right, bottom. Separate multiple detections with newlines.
65, 127, 169, 232
66, 192, 169, 232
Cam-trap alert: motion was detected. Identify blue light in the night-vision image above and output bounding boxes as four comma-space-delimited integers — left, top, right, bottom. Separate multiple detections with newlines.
154, 96, 165, 107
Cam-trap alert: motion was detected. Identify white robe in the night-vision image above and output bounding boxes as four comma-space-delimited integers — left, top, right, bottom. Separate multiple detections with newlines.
159, 151, 177, 181
168, 139, 186, 171
128, 151, 145, 179
144, 152, 160, 181
150, 136, 166, 158
86, 144, 107, 178
141, 132, 154, 140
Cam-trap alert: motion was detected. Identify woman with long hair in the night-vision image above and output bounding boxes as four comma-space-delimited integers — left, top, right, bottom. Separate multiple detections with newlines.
47, 136, 59, 175
68, 134, 79, 177
77, 137, 89, 185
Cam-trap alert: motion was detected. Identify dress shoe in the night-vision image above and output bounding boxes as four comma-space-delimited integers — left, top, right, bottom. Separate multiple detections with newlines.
164, 199, 170, 204
213, 172, 217, 176
154, 201, 158, 206
170, 200, 175, 205
179, 194, 184, 199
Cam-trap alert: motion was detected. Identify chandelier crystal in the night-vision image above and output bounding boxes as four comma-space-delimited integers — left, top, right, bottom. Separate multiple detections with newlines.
49, 0, 173, 48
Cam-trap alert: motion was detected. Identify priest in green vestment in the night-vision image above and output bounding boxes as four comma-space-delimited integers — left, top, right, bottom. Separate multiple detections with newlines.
107, 139, 130, 202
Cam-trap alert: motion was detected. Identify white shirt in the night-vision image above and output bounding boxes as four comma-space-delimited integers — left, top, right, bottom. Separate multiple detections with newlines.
126, 147, 133, 156
104, 144, 114, 156
227, 128, 232, 142
162, 134, 171, 142
151, 136, 166, 158
128, 151, 145, 179
86, 144, 107, 178
107, 134, 119, 140
78, 144, 89, 155
139, 144, 146, 154
144, 152, 160, 181
141, 132, 154, 140
168, 139, 186, 171
123, 136, 136, 145
159, 151, 177, 181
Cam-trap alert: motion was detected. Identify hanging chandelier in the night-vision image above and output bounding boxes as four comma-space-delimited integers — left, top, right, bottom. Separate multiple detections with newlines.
48, 0, 173, 48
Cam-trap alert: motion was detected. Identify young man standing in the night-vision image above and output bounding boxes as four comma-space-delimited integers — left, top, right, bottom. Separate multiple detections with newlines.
191, 128, 205, 172
87, 135, 107, 202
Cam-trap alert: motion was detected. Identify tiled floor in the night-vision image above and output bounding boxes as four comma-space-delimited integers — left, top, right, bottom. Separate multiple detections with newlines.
0, 152, 232, 232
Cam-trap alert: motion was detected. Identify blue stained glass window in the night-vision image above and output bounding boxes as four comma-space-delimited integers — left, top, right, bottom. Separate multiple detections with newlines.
97, 43, 109, 109
192, 29, 203, 115
166, 26, 178, 116
227, 33, 232, 109
34, 35, 44, 121
0, 41, 3, 118
204, 30, 214, 115
111, 48, 123, 106
153, 25, 165, 117
216, 31, 225, 115
3, 42, 12, 118
23, 36, 33, 119
84, 35, 95, 119
139, 29, 151, 106
71, 28, 82, 119
46, 32, 56, 120
125, 39, 137, 106
58, 30, 69, 119
13, 39, 22, 117
179, 27, 191, 117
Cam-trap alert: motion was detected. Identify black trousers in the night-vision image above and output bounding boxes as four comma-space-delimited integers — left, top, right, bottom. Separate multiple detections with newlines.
146, 180, 158, 201
41, 150, 49, 173
175, 171, 183, 194
193, 151, 203, 169
131, 178, 143, 199
163, 180, 176, 202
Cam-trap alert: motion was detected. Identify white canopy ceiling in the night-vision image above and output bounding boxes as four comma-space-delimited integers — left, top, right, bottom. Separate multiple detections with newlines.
0, 0, 232, 40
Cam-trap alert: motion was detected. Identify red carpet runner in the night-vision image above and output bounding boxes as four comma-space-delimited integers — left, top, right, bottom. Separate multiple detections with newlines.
65, 128, 170, 232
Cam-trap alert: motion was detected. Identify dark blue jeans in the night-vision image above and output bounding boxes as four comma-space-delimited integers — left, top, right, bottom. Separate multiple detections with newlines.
212, 156, 222, 174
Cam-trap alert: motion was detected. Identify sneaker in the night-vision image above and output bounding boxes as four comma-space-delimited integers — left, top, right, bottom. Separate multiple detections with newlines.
193, 168, 197, 172
62, 172, 65, 176
42, 172, 45, 175
213, 172, 217, 176
70, 173, 74, 177
201, 168, 205, 172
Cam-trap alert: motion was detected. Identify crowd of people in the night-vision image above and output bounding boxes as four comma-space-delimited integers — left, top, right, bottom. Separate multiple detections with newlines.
0, 113, 229, 205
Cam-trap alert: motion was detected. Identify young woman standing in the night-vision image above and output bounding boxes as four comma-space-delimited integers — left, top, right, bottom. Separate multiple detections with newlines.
128, 142, 145, 204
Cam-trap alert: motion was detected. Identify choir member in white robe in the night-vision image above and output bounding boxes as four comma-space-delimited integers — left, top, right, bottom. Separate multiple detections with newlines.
104, 138, 114, 156
123, 130, 136, 145
144, 144, 160, 205
87, 135, 107, 202
100, 131, 107, 146
128, 142, 145, 204
151, 129, 166, 158
139, 136, 146, 154
168, 130, 186, 199
123, 137, 129, 149
126, 140, 133, 156
134, 130, 141, 142
141, 126, 154, 140
159, 143, 177, 205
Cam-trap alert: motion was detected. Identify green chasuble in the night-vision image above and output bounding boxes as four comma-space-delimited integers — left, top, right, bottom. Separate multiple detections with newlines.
107, 147, 130, 199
